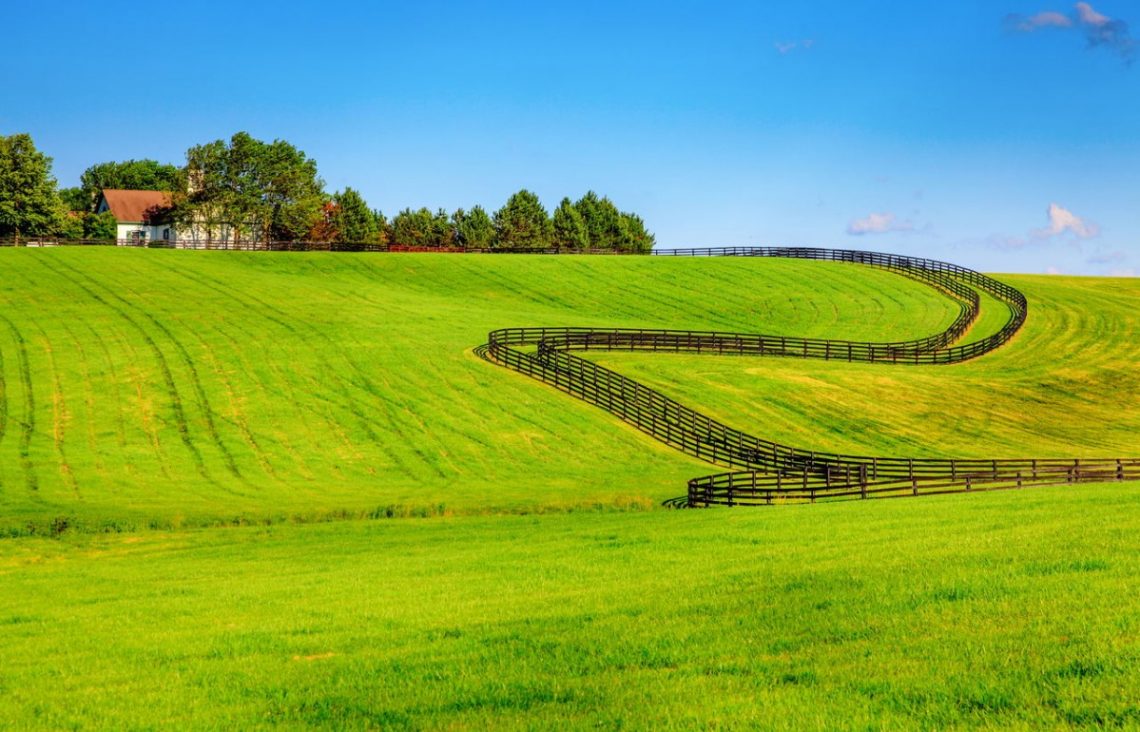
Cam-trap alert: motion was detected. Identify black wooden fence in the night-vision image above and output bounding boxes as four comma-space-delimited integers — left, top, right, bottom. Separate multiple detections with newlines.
481, 246, 1138, 507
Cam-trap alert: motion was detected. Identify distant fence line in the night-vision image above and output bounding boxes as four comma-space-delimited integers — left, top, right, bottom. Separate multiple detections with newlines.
479, 246, 1139, 507
0, 237, 642, 255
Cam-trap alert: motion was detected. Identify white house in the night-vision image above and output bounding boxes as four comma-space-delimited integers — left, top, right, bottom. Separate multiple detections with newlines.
96, 189, 176, 244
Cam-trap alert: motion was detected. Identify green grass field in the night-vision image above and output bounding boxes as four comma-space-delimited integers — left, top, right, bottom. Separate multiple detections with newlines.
0, 248, 1137, 729
0, 248, 967, 534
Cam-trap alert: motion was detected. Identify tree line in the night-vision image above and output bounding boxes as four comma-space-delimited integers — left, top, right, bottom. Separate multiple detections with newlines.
0, 132, 654, 252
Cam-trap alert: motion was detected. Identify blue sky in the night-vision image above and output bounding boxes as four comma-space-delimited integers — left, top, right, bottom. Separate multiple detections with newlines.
3, 0, 1137, 274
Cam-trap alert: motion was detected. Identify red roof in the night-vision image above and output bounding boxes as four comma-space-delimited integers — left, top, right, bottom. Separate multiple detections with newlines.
100, 189, 173, 224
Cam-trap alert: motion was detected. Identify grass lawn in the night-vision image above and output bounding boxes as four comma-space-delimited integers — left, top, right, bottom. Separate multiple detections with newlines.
0, 248, 964, 533
3, 482, 1140, 729
0, 249, 1137, 729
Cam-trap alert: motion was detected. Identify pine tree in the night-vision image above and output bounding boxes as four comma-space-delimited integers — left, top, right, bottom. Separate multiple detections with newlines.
493, 189, 552, 249
454, 206, 496, 249
552, 197, 589, 250
331, 187, 379, 244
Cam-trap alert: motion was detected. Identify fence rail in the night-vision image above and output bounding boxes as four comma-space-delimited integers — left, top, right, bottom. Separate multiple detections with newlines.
480, 246, 1135, 507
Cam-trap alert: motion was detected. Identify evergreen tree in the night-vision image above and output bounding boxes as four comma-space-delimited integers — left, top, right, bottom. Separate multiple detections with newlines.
616, 212, 655, 253
0, 133, 63, 238
453, 206, 495, 249
573, 191, 622, 249
431, 208, 455, 247
372, 209, 390, 246
493, 189, 552, 249
390, 207, 436, 247
552, 197, 589, 250
331, 187, 379, 243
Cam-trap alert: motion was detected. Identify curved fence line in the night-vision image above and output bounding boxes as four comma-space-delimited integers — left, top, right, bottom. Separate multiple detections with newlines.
481, 246, 1139, 507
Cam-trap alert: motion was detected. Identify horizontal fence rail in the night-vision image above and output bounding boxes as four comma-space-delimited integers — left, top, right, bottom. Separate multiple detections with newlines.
479, 246, 1135, 507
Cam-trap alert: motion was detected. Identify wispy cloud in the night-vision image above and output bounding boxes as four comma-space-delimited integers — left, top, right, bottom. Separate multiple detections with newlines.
846, 212, 914, 236
1015, 10, 1073, 30
1006, 2, 1136, 63
775, 39, 815, 55
1034, 202, 1100, 239
986, 203, 1100, 251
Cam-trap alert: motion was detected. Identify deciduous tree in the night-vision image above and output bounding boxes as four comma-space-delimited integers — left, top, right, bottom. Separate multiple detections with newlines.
59, 186, 90, 213
172, 132, 325, 243
75, 159, 180, 212
84, 210, 119, 240
0, 133, 63, 238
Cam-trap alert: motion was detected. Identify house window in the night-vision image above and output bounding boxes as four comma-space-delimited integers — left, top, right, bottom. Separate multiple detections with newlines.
163, 228, 171, 241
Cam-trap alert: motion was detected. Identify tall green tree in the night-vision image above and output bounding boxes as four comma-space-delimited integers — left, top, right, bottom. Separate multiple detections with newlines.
493, 189, 552, 249
614, 212, 655, 253
552, 197, 589, 250
431, 208, 456, 248
330, 187, 379, 243
75, 159, 180, 212
453, 206, 495, 249
372, 209, 390, 246
59, 186, 90, 213
390, 207, 436, 247
0, 133, 63, 238
172, 132, 325, 242
573, 191, 622, 250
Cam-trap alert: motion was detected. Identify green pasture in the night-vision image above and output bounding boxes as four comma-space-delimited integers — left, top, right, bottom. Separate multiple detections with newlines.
0, 248, 970, 534
593, 274, 1140, 458
1, 248, 1138, 729
3, 483, 1140, 729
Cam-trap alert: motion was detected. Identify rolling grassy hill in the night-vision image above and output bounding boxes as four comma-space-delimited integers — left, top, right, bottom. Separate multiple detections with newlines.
591, 273, 1140, 459
1, 248, 1138, 729
0, 247, 969, 533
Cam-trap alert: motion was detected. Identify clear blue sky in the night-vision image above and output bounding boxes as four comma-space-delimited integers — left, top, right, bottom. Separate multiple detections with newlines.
3, 0, 1137, 274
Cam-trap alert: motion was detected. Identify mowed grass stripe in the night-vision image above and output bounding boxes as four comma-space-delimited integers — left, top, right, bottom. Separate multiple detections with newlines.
0, 312, 38, 493
40, 254, 246, 480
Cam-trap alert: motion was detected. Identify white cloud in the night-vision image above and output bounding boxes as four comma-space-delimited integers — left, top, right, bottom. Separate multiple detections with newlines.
1018, 11, 1073, 30
1035, 203, 1100, 240
846, 212, 915, 236
1007, 2, 1135, 62
1108, 268, 1137, 277
985, 203, 1100, 251
1076, 1, 1109, 26
774, 39, 815, 55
